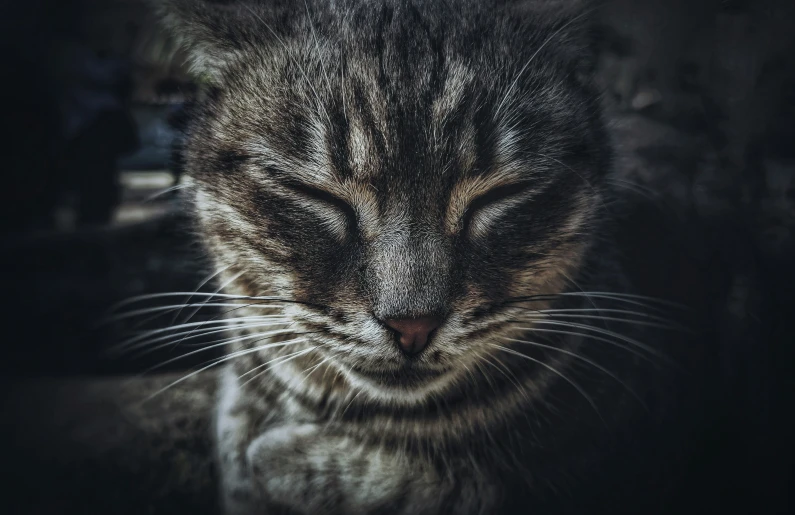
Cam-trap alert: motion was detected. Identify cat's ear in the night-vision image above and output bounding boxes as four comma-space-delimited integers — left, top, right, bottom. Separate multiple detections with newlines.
149, 0, 269, 82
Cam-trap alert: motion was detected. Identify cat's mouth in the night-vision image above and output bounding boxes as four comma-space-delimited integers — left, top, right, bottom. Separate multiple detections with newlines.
348, 361, 451, 389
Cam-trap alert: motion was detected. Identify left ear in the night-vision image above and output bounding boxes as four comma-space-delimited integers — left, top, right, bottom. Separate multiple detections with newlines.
148, 0, 275, 82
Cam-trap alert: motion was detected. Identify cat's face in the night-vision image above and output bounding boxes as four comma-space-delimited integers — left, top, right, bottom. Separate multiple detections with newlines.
169, 0, 609, 400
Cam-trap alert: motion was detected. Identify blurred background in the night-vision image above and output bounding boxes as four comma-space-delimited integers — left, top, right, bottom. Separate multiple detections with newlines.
1, 0, 794, 513
3, 0, 210, 378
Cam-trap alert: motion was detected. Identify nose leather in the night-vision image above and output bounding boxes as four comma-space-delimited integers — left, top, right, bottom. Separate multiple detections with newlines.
383, 316, 442, 355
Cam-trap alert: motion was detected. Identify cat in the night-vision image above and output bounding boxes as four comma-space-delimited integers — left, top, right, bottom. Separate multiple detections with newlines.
154, 1, 705, 513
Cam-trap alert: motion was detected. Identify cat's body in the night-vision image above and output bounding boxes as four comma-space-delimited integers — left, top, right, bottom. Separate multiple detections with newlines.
158, 1, 706, 513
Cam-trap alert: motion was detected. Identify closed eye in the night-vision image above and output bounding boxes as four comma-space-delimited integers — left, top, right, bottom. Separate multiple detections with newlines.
462, 180, 533, 231
285, 181, 358, 225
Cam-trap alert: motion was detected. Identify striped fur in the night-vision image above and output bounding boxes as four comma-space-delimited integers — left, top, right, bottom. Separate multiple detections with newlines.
157, 1, 681, 513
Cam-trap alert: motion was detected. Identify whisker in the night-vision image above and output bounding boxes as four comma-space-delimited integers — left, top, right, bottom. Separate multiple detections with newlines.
168, 301, 296, 351
238, 340, 313, 380
296, 350, 336, 389
142, 331, 311, 373
109, 315, 288, 352
505, 293, 681, 314
109, 291, 325, 312
500, 336, 647, 410
507, 308, 689, 335
340, 389, 365, 418
103, 302, 287, 323
513, 319, 666, 361
559, 270, 602, 315
119, 320, 293, 356
109, 291, 243, 311
171, 268, 243, 326
479, 354, 532, 404
168, 266, 231, 324
557, 291, 688, 310
143, 334, 311, 376
239, 345, 319, 387
507, 324, 655, 364
524, 307, 682, 324
473, 359, 499, 396
142, 338, 310, 401
489, 344, 604, 424
521, 312, 687, 332
124, 315, 281, 334
142, 183, 188, 203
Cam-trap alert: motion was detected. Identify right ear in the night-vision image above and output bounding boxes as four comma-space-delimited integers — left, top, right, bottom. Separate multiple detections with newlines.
149, 0, 270, 82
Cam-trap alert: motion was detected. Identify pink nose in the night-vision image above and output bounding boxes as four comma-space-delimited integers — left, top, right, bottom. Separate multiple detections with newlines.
383, 316, 442, 355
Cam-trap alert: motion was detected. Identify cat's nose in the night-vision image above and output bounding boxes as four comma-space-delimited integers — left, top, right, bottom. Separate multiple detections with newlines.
383, 316, 442, 355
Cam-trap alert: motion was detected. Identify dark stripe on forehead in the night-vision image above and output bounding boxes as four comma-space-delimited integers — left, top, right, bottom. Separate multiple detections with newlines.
435, 85, 478, 175
470, 100, 499, 177
263, 99, 315, 164
351, 79, 388, 164
405, 1, 446, 100
326, 94, 353, 180
372, 3, 393, 92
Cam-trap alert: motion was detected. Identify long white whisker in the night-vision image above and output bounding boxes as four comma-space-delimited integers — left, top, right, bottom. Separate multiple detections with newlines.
169, 265, 232, 325
142, 183, 188, 203
513, 320, 667, 366
296, 348, 338, 391
519, 319, 663, 359
522, 312, 685, 332
142, 338, 310, 401
510, 292, 686, 313
120, 320, 292, 356
173, 268, 243, 325
169, 299, 292, 350
500, 336, 647, 410
125, 315, 282, 334
111, 315, 287, 350
109, 291, 294, 311
508, 324, 653, 364
105, 303, 286, 323
340, 389, 365, 418
528, 307, 682, 324
490, 343, 604, 424
559, 269, 603, 316
557, 291, 687, 310
479, 354, 532, 404
239, 346, 318, 387
142, 331, 307, 372
473, 358, 499, 396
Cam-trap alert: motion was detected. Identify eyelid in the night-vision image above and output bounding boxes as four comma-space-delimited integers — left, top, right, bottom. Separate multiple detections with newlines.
467, 180, 533, 213
461, 180, 533, 231
285, 181, 357, 220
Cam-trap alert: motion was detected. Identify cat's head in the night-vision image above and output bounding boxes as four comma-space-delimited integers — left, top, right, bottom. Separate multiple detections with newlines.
160, 0, 610, 402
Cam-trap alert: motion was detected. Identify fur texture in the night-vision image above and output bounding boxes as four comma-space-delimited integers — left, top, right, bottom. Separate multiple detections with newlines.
157, 1, 695, 513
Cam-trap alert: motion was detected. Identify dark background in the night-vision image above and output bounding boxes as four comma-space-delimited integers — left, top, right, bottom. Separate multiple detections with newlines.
1, 0, 794, 513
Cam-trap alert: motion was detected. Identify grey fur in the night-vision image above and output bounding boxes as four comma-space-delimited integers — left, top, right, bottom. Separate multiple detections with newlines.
155, 1, 685, 513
